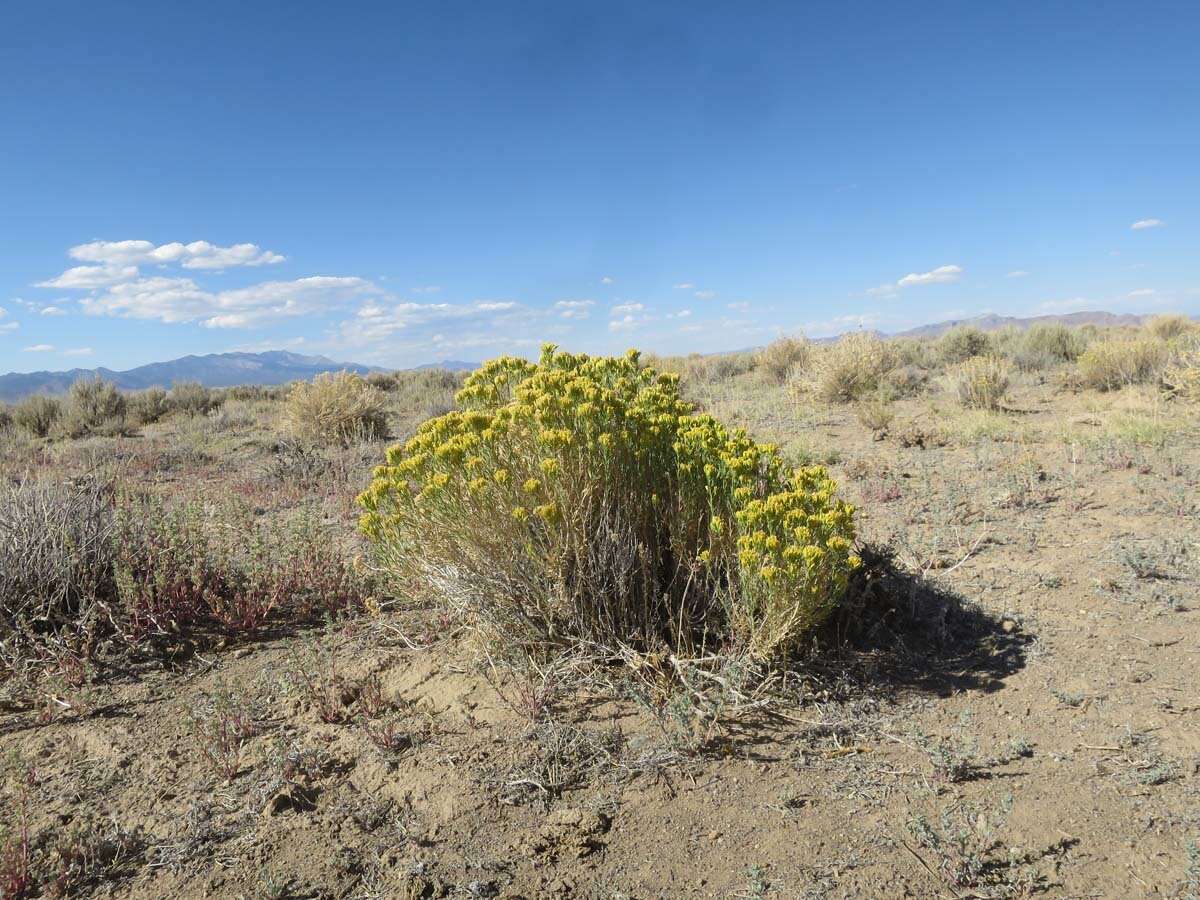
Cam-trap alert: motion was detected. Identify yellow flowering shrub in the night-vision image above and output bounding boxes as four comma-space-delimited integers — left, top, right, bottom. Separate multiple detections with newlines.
359, 344, 858, 662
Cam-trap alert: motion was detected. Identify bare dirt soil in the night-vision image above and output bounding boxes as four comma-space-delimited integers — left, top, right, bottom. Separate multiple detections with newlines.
3, 375, 1198, 899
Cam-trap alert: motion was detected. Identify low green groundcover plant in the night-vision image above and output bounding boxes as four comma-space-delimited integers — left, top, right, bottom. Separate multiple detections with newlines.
359, 346, 858, 662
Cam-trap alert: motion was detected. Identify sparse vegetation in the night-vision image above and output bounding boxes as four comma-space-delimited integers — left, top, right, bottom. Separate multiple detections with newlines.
805, 331, 898, 402
1077, 337, 1168, 390
754, 334, 811, 383
938, 325, 993, 363
168, 380, 222, 416
11, 394, 62, 437
60, 376, 128, 438
949, 355, 1011, 409
286, 370, 388, 446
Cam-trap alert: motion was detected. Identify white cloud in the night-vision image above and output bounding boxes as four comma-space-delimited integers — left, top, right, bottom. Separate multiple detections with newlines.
68, 239, 285, 270
0, 306, 6, 318
864, 284, 898, 297
23, 344, 54, 352
554, 299, 594, 320
80, 275, 378, 328
667, 309, 692, 319
897, 264, 962, 287
608, 315, 640, 333
411, 285, 442, 294
694, 290, 716, 300
600, 276, 615, 284
337, 299, 532, 348
37, 264, 140, 289
1128, 288, 1156, 298
1130, 219, 1165, 230
726, 301, 750, 311
476, 301, 516, 311
611, 302, 645, 316
63, 347, 94, 357
1006, 270, 1030, 278
673, 282, 695, 290
0, 321, 17, 333
39, 306, 67, 316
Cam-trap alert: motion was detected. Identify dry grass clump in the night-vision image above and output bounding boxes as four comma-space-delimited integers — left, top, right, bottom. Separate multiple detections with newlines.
11, 395, 62, 438
0, 405, 11, 432
938, 326, 993, 364
167, 381, 222, 416
683, 351, 756, 385
949, 355, 1011, 409
1077, 338, 1169, 391
0, 479, 116, 665
805, 332, 898, 403
126, 388, 170, 426
1013, 323, 1087, 370
60, 377, 128, 438
286, 371, 388, 446
1162, 335, 1200, 403
360, 346, 859, 663
755, 334, 811, 384
1145, 314, 1196, 342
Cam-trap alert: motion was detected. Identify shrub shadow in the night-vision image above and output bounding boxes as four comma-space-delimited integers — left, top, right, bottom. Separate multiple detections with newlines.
809, 542, 1033, 698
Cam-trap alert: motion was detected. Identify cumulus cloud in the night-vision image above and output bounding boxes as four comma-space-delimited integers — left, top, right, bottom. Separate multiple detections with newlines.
554, 299, 594, 320
68, 239, 285, 270
897, 264, 962, 287
608, 315, 640, 333
37, 264, 140, 289
337, 299, 533, 348
1130, 219, 1165, 230
39, 306, 67, 316
23, 344, 54, 352
80, 275, 378, 328
610, 302, 645, 316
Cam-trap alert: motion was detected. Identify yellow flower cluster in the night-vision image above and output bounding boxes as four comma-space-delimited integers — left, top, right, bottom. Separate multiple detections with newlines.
359, 344, 858, 660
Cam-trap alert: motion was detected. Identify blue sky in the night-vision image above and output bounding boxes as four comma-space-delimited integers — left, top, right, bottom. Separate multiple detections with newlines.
2, 1, 1197, 373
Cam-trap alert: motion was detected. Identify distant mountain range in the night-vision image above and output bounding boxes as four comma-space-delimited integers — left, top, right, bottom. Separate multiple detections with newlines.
1, 310, 1184, 402
0, 351, 387, 403
889, 310, 1151, 339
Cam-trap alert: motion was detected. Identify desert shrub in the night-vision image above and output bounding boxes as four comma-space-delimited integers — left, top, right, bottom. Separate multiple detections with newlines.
286, 371, 388, 446
222, 384, 287, 402
755, 335, 811, 384
890, 338, 935, 368
949, 355, 1011, 409
126, 388, 170, 426
0, 479, 116, 663
938, 326, 993, 364
114, 496, 370, 640
1011, 323, 1087, 370
59, 376, 128, 438
880, 364, 929, 399
0, 405, 11, 432
806, 332, 898, 403
1077, 338, 1169, 390
360, 346, 859, 662
1162, 335, 1200, 403
168, 381, 222, 416
365, 371, 400, 391
1145, 314, 1196, 342
855, 396, 895, 432
11, 395, 62, 438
